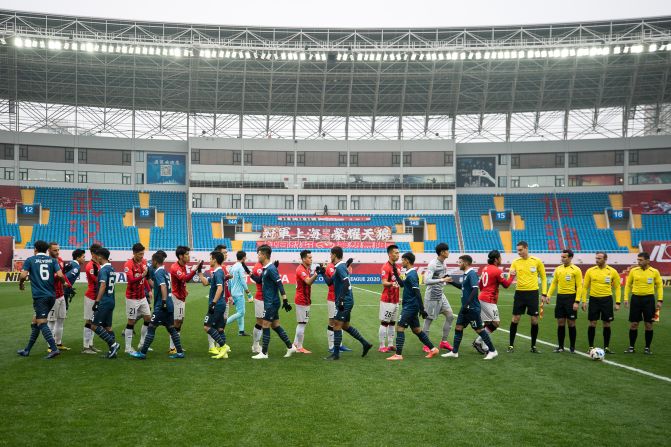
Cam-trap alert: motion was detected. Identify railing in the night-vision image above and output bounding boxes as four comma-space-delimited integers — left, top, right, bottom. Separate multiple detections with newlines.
303, 182, 456, 190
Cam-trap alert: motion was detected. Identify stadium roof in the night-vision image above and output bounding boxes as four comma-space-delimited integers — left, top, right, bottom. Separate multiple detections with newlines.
1, 10, 670, 129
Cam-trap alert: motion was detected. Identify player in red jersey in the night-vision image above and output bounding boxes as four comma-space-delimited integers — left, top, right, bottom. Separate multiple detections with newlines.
82, 243, 103, 354
46, 242, 72, 351
473, 250, 515, 354
379, 245, 401, 352
122, 243, 151, 354
169, 245, 203, 354
293, 250, 318, 354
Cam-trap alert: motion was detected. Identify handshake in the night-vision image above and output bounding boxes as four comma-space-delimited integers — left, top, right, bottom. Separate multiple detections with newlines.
315, 264, 326, 275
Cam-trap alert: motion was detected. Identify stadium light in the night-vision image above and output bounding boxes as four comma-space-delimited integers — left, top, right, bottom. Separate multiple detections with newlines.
649, 43, 658, 52
631, 44, 644, 53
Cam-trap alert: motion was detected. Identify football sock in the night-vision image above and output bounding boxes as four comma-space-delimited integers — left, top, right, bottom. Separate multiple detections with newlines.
272, 326, 292, 349
168, 327, 183, 353
327, 325, 334, 350
557, 325, 566, 348
645, 329, 653, 348
94, 326, 115, 348
378, 324, 387, 347
141, 326, 156, 354
253, 324, 262, 346
25, 323, 39, 352
294, 323, 306, 349
629, 329, 637, 347
416, 330, 434, 350
344, 326, 368, 346
261, 327, 271, 354
422, 318, 432, 336
169, 331, 175, 350
52, 319, 63, 345
125, 324, 134, 351
442, 311, 454, 341
530, 323, 539, 347
387, 324, 395, 346
395, 331, 405, 355
603, 327, 611, 348
84, 323, 94, 348
38, 323, 58, 351
568, 326, 577, 349
509, 322, 518, 346
588, 326, 596, 347
140, 323, 148, 347
479, 329, 495, 352
452, 329, 463, 354
333, 329, 343, 358
208, 335, 215, 349
207, 327, 225, 347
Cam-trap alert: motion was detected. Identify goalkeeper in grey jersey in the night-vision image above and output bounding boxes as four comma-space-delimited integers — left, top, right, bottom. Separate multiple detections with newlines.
422, 243, 455, 352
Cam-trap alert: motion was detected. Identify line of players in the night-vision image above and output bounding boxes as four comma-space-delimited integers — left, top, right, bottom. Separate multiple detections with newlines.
17, 238, 664, 360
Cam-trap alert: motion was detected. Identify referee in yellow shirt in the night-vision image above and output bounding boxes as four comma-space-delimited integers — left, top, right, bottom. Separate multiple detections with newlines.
582, 251, 620, 354
624, 252, 663, 354
508, 241, 547, 353
547, 249, 583, 353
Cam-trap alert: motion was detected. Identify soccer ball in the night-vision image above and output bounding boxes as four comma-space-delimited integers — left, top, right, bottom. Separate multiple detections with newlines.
589, 347, 605, 361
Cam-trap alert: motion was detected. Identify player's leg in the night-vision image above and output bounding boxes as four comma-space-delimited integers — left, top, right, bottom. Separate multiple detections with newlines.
509, 291, 525, 351
226, 294, 245, 334
124, 299, 137, 353
18, 315, 41, 356
293, 305, 311, 353
587, 297, 599, 350
378, 302, 390, 351
439, 297, 454, 350
251, 300, 264, 353
256, 308, 274, 357
474, 302, 498, 354
475, 320, 498, 360
326, 319, 344, 360
270, 318, 296, 357
411, 319, 438, 357
170, 300, 185, 353
527, 292, 540, 352
441, 312, 465, 358
626, 295, 641, 353
36, 298, 59, 355
555, 318, 566, 352
386, 305, 398, 350
342, 314, 372, 356
642, 296, 656, 354
92, 308, 119, 357
54, 298, 68, 350
82, 298, 96, 353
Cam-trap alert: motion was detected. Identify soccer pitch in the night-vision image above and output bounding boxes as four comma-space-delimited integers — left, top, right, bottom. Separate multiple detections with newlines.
1, 282, 670, 446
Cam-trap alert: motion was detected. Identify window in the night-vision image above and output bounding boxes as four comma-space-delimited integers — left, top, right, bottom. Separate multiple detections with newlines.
445, 152, 454, 166
135, 151, 144, 162
555, 153, 565, 167
498, 154, 507, 165
391, 153, 401, 167
349, 152, 358, 167
244, 152, 252, 165
555, 176, 565, 187
298, 196, 307, 210
297, 152, 305, 167
78, 149, 87, 163
510, 176, 520, 188
443, 196, 453, 210
2, 144, 14, 160
403, 153, 412, 167
351, 196, 360, 210
19, 169, 27, 180
338, 152, 348, 167
286, 152, 294, 166
192, 194, 202, 208
122, 173, 131, 185
244, 196, 253, 209
191, 150, 200, 164
615, 151, 624, 166
122, 151, 132, 166
78, 172, 87, 183
568, 153, 578, 168
65, 149, 74, 163
629, 150, 639, 165
65, 171, 74, 183
285, 196, 294, 209
510, 154, 520, 169
391, 196, 400, 210
232, 196, 241, 209
2, 167, 14, 180
338, 196, 347, 210
136, 173, 144, 184
404, 196, 413, 210
498, 176, 507, 187
19, 145, 27, 161
232, 151, 241, 165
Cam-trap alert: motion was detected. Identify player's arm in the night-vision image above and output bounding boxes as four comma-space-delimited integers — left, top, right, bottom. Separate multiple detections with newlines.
464, 274, 479, 309
272, 268, 287, 300
573, 267, 583, 311
500, 269, 515, 288
538, 259, 548, 301
655, 271, 663, 307
547, 273, 558, 299
18, 261, 30, 290
304, 270, 318, 286
322, 273, 334, 286
612, 269, 621, 307
185, 261, 204, 281
335, 275, 351, 310
581, 269, 591, 303
126, 262, 143, 284
208, 277, 224, 314
238, 267, 251, 295
197, 268, 210, 286
94, 270, 107, 308
381, 273, 394, 287
423, 262, 443, 285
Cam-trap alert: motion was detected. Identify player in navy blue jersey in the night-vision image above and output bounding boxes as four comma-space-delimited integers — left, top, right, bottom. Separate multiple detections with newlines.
197, 250, 230, 359
251, 244, 296, 359
386, 252, 440, 361
442, 255, 498, 360
17, 240, 68, 358
131, 250, 184, 359
324, 246, 373, 361
90, 248, 121, 359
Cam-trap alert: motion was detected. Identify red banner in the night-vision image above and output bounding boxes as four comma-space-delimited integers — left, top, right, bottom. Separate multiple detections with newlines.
641, 241, 671, 276
260, 225, 392, 242
0, 236, 13, 271
257, 240, 388, 249
276, 215, 371, 222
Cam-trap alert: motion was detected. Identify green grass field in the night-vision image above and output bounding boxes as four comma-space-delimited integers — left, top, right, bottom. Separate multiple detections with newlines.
1, 282, 670, 446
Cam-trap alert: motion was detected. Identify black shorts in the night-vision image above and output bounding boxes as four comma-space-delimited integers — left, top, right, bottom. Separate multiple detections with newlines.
629, 294, 655, 323
262, 304, 280, 322
555, 294, 578, 320
150, 309, 174, 327
204, 309, 227, 329
398, 311, 420, 329
92, 303, 115, 328
456, 308, 484, 330
33, 296, 56, 319
588, 296, 614, 322
334, 303, 353, 323
513, 290, 539, 316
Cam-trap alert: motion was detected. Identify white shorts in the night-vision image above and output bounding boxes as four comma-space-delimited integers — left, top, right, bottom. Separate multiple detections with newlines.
254, 300, 265, 319
126, 298, 151, 320
480, 301, 500, 322
84, 298, 95, 321
48, 297, 67, 321
379, 302, 399, 323
426, 296, 453, 320
296, 305, 310, 323
173, 299, 186, 321
327, 301, 336, 319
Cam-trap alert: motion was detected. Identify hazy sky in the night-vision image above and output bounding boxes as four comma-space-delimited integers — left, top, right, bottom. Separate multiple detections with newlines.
1, 0, 670, 28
